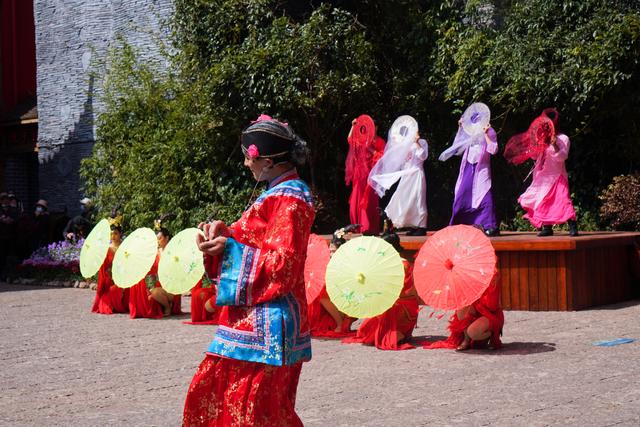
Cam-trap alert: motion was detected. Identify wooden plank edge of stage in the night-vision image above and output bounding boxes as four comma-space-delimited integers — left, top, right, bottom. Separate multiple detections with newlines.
318, 231, 640, 312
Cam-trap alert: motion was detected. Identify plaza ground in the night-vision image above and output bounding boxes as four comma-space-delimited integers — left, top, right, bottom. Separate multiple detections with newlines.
1, 283, 639, 426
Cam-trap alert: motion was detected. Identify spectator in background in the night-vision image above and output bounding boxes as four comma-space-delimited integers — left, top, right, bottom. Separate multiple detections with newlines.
63, 197, 93, 242
7, 192, 22, 214
33, 199, 52, 250
0, 192, 18, 280
16, 199, 52, 260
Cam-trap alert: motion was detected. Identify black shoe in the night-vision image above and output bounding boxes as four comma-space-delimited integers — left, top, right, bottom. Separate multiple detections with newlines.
484, 228, 500, 237
406, 227, 427, 236
568, 220, 579, 236
538, 225, 553, 237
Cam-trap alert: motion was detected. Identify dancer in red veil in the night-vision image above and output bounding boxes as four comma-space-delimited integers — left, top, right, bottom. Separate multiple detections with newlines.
345, 115, 385, 235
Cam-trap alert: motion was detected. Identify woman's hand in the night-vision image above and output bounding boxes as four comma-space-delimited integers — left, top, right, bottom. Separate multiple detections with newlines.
198, 220, 229, 241
196, 235, 228, 256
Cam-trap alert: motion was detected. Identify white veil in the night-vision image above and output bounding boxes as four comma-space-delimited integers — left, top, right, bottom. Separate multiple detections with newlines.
438, 126, 477, 161
368, 115, 419, 197
439, 103, 490, 162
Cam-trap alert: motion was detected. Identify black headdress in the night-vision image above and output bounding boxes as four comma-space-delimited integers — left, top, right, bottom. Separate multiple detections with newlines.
154, 213, 176, 238
241, 116, 308, 166
331, 224, 361, 248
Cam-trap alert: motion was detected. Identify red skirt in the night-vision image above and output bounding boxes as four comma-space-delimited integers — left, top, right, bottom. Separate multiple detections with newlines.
188, 287, 219, 324
92, 251, 128, 315
92, 285, 129, 314
307, 288, 355, 339
170, 294, 183, 315
183, 355, 303, 427
128, 280, 163, 319
342, 298, 418, 350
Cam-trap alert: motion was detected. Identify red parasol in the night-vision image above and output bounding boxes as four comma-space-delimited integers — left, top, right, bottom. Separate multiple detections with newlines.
504, 115, 555, 165
413, 225, 497, 311
304, 233, 331, 303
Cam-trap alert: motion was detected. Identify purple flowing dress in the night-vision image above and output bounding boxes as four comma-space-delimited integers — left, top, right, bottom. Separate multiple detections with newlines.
449, 128, 498, 230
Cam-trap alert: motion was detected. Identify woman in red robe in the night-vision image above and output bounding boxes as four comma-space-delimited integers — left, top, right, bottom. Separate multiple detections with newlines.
183, 117, 315, 426
307, 225, 358, 338
422, 273, 504, 350
128, 252, 164, 319
91, 215, 129, 314
342, 232, 420, 350
188, 255, 220, 324
129, 224, 181, 318
345, 116, 386, 235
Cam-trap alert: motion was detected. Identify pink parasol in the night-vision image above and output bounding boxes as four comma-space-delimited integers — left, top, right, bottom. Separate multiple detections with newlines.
304, 233, 331, 303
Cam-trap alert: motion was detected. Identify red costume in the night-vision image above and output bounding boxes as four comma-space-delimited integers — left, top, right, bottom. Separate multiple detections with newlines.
129, 253, 182, 319
91, 248, 129, 314
183, 170, 314, 426
188, 279, 218, 324
188, 255, 221, 324
343, 259, 419, 350
422, 280, 504, 350
307, 287, 355, 338
346, 132, 385, 234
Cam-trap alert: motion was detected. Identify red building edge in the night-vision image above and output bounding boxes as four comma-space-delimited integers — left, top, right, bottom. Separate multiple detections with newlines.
1, 0, 39, 209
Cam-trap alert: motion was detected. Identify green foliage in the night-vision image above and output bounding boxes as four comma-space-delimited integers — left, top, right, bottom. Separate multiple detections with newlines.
81, 1, 640, 232
80, 41, 253, 232
599, 174, 640, 230
428, 0, 640, 225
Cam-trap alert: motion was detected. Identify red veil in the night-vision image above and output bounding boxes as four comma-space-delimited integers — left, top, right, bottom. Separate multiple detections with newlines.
504, 108, 558, 165
345, 115, 376, 186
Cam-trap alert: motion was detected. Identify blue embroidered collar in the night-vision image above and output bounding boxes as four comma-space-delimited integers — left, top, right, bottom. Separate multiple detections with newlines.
268, 169, 298, 189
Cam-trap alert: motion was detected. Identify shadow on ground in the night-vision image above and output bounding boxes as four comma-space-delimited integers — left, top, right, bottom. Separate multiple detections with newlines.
411, 335, 556, 356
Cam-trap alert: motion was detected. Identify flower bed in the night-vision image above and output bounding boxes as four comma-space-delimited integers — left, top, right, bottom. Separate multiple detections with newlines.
16, 240, 87, 283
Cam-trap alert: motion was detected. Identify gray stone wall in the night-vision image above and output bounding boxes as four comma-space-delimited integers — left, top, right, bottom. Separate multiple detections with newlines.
34, 0, 174, 215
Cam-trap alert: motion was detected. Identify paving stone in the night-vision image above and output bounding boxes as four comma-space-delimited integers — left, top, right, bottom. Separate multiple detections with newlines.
1, 283, 639, 426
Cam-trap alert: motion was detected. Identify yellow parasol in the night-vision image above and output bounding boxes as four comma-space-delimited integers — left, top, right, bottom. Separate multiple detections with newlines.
111, 227, 158, 288
79, 218, 111, 278
325, 236, 404, 318
158, 228, 205, 295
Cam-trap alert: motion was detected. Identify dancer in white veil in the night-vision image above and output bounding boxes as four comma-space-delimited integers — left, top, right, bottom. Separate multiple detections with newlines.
368, 115, 428, 235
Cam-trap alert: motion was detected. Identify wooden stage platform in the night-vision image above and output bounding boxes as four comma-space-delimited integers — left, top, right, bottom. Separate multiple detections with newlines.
324, 231, 640, 311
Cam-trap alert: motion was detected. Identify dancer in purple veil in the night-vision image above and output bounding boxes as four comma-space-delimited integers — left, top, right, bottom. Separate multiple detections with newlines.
439, 103, 499, 237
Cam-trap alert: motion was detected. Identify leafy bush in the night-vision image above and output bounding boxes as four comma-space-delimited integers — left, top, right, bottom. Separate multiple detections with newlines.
80, 41, 254, 232
79, 0, 640, 231
599, 174, 640, 230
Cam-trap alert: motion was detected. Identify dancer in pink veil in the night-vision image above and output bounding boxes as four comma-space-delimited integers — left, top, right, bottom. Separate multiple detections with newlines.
504, 108, 578, 237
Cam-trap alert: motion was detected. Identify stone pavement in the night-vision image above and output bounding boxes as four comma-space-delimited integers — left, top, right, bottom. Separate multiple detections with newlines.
1, 283, 639, 426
